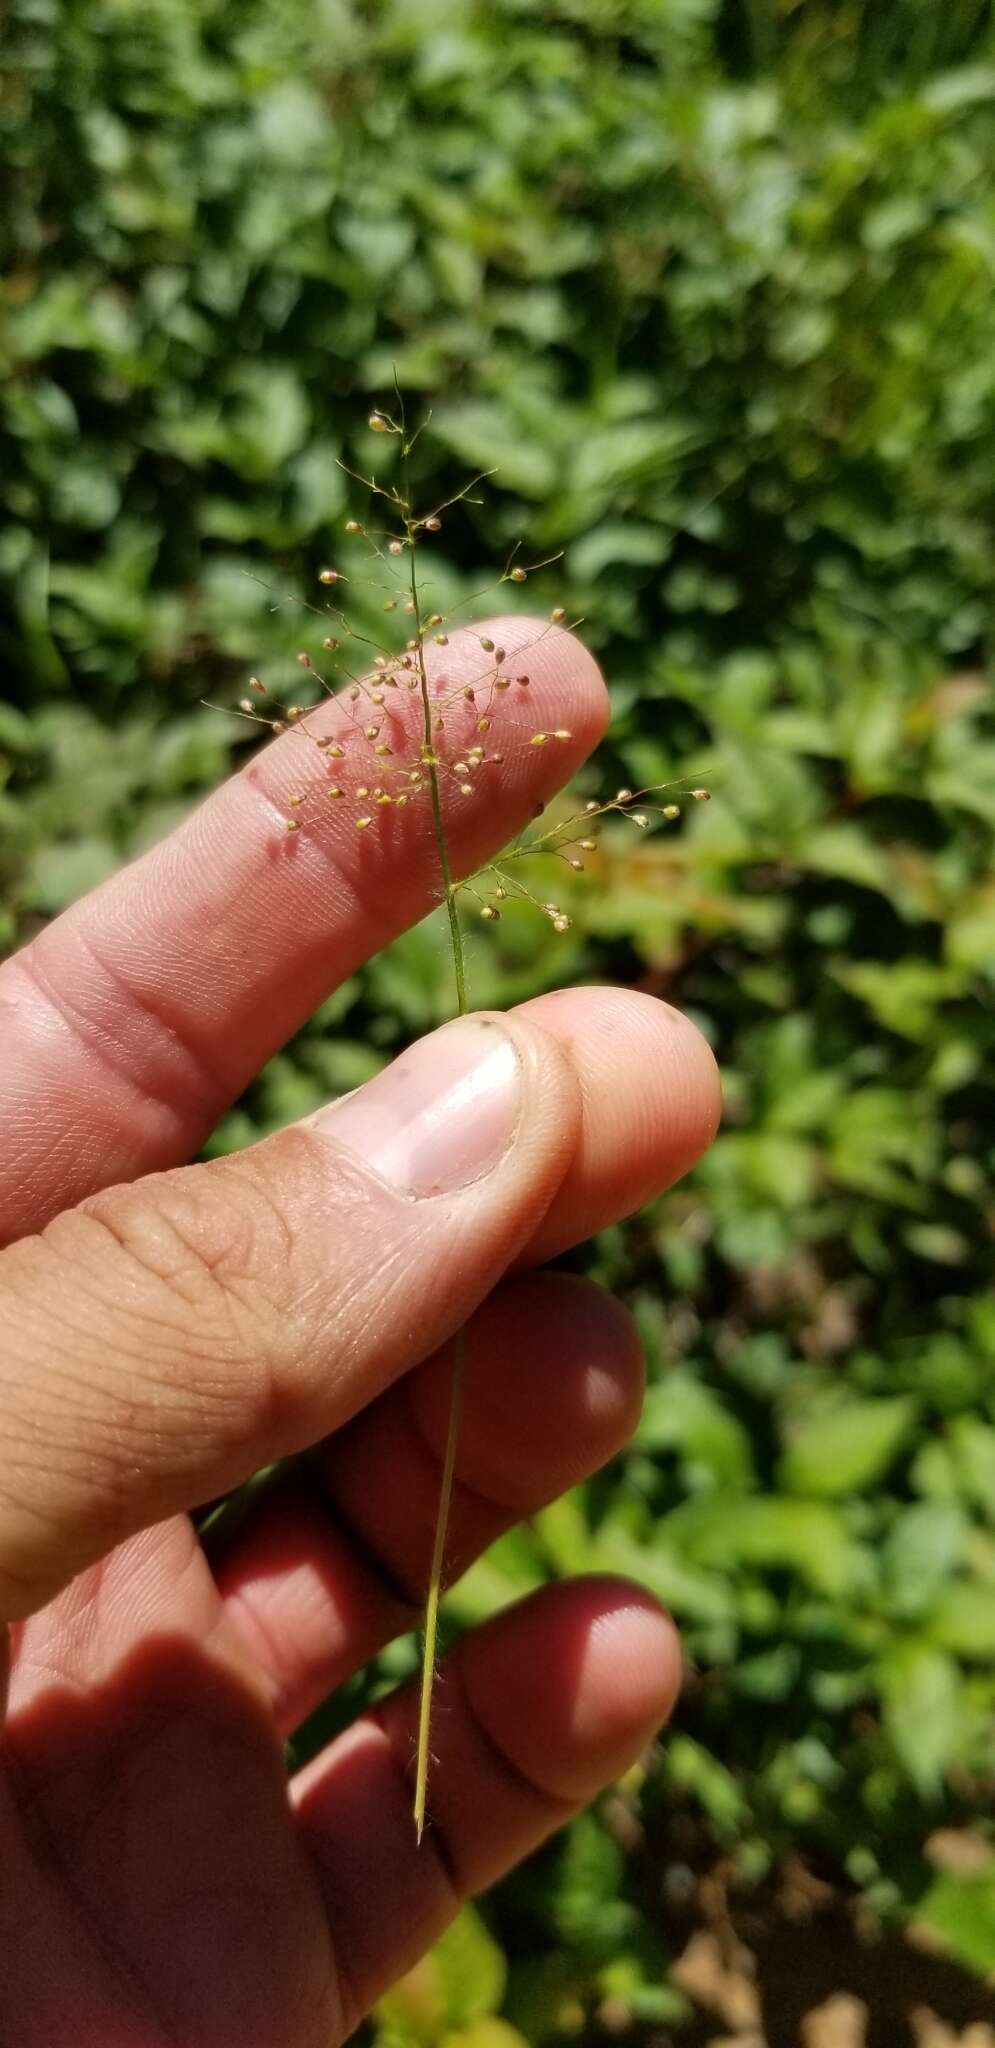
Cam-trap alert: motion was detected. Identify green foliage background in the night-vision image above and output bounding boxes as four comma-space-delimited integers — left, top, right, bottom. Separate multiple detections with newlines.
2, 0, 995, 2035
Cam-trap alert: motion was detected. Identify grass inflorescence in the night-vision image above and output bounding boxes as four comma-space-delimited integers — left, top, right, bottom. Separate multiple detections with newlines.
211, 401, 708, 1841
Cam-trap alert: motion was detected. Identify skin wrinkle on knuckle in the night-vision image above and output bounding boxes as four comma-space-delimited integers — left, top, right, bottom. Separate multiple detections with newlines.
0, 1279, 148, 1585
449, 1655, 575, 1848
57, 919, 232, 1113
79, 1163, 300, 1350
4, 944, 212, 1136
0, 1173, 295, 1575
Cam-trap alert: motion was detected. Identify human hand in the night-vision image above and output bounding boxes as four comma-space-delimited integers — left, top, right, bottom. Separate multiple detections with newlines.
0, 620, 719, 2045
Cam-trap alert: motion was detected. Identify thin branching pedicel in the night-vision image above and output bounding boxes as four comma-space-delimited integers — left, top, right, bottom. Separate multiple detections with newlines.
215, 405, 708, 1840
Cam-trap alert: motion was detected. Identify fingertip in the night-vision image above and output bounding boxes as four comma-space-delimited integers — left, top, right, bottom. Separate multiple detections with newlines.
470, 613, 610, 748
518, 985, 722, 1263
460, 1576, 682, 1804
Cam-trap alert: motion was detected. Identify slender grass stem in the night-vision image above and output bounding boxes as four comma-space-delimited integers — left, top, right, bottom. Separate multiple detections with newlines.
412, 1325, 464, 1843
404, 489, 469, 1840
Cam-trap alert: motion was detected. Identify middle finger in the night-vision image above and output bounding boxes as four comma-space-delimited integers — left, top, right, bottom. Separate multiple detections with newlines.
213, 1270, 642, 1735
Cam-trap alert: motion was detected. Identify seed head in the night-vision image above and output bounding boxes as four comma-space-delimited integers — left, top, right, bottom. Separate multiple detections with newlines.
434, 633, 449, 645
318, 568, 339, 585
631, 812, 650, 829
480, 904, 500, 921
616, 787, 633, 803
424, 515, 442, 533
238, 697, 254, 713
479, 637, 495, 653
285, 817, 300, 832
691, 787, 711, 802
356, 814, 372, 829
323, 636, 339, 651
550, 606, 566, 624
249, 676, 265, 692
662, 803, 680, 820
345, 519, 363, 534
368, 413, 390, 433
509, 565, 527, 583
297, 651, 311, 669
388, 540, 404, 557
553, 914, 572, 933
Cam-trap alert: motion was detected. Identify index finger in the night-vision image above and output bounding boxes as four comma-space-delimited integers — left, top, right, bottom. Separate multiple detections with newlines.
0, 618, 606, 1242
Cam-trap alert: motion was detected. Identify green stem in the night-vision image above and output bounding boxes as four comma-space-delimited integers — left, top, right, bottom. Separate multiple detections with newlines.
405, 498, 469, 1842
413, 1325, 464, 1842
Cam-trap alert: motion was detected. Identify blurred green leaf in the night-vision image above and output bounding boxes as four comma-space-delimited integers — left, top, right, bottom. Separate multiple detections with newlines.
637, 1371, 756, 1491
878, 1640, 965, 1798
918, 1869, 995, 1974
779, 1397, 918, 1498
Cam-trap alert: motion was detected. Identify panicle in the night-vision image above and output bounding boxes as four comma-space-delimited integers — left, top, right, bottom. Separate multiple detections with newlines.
227, 402, 706, 943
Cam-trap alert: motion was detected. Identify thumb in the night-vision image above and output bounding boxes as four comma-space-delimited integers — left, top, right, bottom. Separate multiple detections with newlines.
0, 1013, 580, 1620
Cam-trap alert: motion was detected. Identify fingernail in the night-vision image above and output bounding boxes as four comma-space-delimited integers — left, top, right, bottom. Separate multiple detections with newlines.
311, 1017, 522, 1198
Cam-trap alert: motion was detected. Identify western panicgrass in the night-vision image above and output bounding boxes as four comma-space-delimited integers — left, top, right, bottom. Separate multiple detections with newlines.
206, 400, 708, 1840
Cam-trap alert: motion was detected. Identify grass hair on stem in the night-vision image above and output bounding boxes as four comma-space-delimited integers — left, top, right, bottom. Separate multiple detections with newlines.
204, 401, 708, 1842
